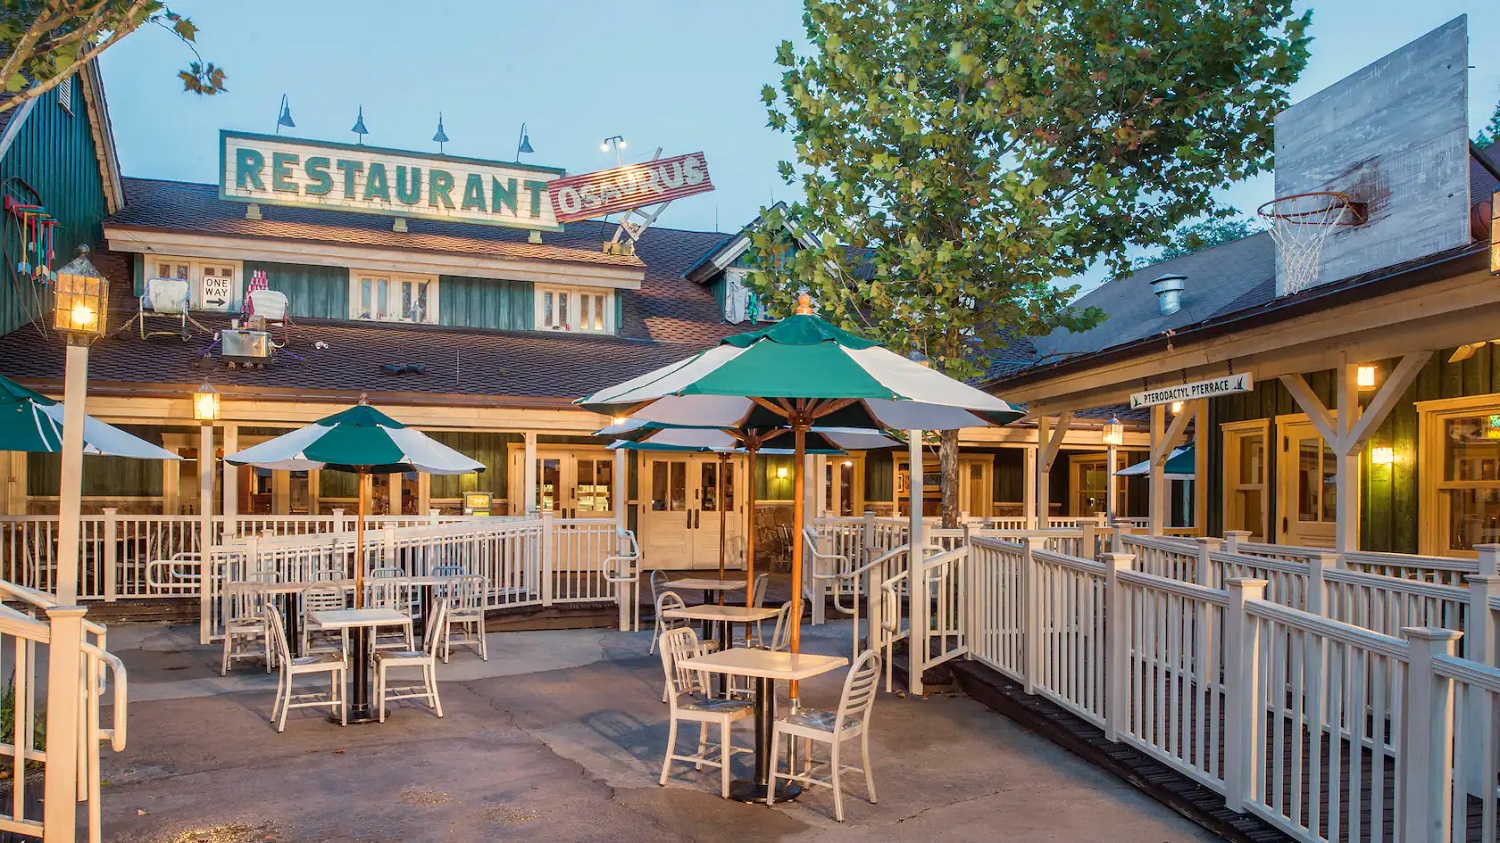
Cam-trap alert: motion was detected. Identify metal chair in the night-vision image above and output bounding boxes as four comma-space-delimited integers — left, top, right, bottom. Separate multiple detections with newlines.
375, 599, 447, 722
647, 570, 669, 653
265, 604, 347, 731
247, 289, 292, 344
766, 649, 881, 821
657, 626, 753, 799
439, 575, 487, 662
118, 277, 209, 341
221, 582, 272, 675
740, 572, 771, 646
364, 578, 416, 652
299, 583, 350, 659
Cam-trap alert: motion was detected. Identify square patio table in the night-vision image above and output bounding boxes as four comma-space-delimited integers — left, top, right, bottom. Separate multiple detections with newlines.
309, 607, 412, 723
680, 648, 847, 803
663, 577, 747, 635
663, 604, 781, 695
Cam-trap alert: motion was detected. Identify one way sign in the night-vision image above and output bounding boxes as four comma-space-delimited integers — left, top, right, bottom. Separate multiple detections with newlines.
201, 275, 234, 312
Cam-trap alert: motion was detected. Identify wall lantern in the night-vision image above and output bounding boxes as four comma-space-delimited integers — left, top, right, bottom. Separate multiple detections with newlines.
53, 246, 108, 344
1170, 400, 1184, 415
193, 382, 220, 423
1370, 445, 1396, 466
776, 465, 789, 480
1101, 415, 1125, 447
1357, 365, 1377, 390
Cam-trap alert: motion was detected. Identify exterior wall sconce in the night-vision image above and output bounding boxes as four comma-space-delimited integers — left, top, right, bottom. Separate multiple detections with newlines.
1371, 446, 1396, 466
776, 465, 789, 480
1170, 401, 1184, 415
1357, 365, 1377, 390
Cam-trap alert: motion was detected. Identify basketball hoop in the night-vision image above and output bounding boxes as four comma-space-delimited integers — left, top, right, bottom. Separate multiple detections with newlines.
1258, 191, 1367, 295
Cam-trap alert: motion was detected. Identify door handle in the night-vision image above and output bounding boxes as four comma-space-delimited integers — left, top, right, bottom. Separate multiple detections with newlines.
1282, 516, 1288, 534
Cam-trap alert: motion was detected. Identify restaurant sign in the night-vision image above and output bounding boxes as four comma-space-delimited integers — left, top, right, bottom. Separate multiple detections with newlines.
1130, 374, 1253, 409
219, 131, 565, 231
548, 152, 713, 224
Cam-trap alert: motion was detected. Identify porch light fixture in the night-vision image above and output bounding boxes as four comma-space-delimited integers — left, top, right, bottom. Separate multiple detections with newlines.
193, 382, 220, 423
53, 246, 107, 344
1170, 400, 1184, 415
776, 465, 789, 480
1356, 365, 1377, 390
1101, 415, 1124, 447
1370, 445, 1396, 466
841, 460, 854, 468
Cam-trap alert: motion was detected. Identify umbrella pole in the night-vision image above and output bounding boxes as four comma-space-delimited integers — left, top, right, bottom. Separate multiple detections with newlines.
355, 473, 367, 609
789, 422, 807, 703
717, 452, 728, 601
744, 442, 757, 614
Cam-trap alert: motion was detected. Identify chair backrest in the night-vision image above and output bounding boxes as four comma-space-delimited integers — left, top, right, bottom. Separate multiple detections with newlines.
226, 582, 267, 620
301, 583, 347, 616
658, 626, 707, 701
649, 569, 667, 602
369, 567, 403, 579
751, 573, 770, 608
767, 600, 795, 652
430, 564, 464, 578
835, 649, 882, 727
264, 604, 291, 665
248, 289, 289, 321
144, 277, 190, 314
364, 578, 404, 610
657, 590, 687, 631
442, 575, 485, 610
423, 599, 450, 656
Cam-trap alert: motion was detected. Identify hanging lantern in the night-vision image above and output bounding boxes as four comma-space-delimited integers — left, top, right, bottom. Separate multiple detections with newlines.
53, 245, 108, 344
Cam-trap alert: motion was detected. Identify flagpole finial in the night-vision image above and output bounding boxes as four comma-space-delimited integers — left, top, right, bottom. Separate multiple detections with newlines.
795, 294, 813, 315
358, 392, 368, 406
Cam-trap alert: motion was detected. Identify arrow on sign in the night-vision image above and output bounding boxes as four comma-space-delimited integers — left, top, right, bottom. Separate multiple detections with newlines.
206, 297, 226, 307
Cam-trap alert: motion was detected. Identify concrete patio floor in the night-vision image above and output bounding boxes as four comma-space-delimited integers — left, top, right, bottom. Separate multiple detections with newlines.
96, 620, 1217, 842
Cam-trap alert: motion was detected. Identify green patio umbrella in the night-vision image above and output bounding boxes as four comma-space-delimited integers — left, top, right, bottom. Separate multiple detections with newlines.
1117, 445, 1195, 479
580, 297, 1023, 684
0, 373, 178, 459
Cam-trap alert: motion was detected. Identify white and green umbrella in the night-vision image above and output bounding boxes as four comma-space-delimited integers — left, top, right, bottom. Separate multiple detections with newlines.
227, 400, 483, 603
0, 373, 178, 459
579, 303, 1022, 679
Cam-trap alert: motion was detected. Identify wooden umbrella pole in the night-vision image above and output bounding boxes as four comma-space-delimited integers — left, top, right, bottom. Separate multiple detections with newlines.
789, 420, 807, 703
355, 471, 368, 609
744, 441, 758, 611
717, 452, 728, 602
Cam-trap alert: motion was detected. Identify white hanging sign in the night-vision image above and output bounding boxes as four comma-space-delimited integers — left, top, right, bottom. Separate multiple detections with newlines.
201, 275, 234, 312
1130, 374, 1253, 409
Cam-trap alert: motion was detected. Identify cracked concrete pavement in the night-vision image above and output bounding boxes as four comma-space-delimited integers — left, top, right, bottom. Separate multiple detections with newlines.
96, 621, 1218, 842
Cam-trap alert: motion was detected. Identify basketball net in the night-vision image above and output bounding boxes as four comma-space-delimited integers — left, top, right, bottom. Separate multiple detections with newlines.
1257, 192, 1363, 295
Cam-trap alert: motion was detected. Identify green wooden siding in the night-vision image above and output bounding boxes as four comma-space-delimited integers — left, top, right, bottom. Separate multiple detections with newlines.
755, 455, 798, 501
438, 275, 532, 331
0, 78, 110, 337
28, 425, 166, 496
706, 275, 726, 313
866, 450, 894, 502
243, 260, 348, 319
1207, 346, 1500, 553
428, 432, 520, 499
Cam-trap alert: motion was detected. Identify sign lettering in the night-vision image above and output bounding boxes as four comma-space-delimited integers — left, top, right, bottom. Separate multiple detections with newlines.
548, 152, 714, 224
1130, 374, 1253, 409
201, 275, 233, 312
219, 131, 564, 231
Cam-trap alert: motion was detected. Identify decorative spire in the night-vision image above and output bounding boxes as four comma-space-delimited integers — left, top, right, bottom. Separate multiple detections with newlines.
795, 293, 813, 315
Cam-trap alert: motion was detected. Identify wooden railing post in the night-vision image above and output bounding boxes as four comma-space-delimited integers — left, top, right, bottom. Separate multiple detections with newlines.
330, 508, 346, 534
1305, 551, 1338, 616
1223, 530, 1251, 555
1223, 577, 1267, 812
1112, 524, 1131, 553
908, 543, 928, 696
381, 526, 398, 570
1401, 626, 1462, 843
1103, 551, 1133, 741
428, 508, 440, 525
1193, 536, 1221, 588
1021, 536, 1047, 694
102, 508, 118, 603
1081, 522, 1098, 562
43, 604, 86, 843
540, 511, 554, 607
1463, 544, 1500, 795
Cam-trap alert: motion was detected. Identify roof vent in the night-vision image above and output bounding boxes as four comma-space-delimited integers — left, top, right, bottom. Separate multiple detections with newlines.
1150, 273, 1186, 316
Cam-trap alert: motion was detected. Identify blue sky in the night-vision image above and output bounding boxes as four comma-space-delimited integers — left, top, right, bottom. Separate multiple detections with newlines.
100, 0, 1499, 252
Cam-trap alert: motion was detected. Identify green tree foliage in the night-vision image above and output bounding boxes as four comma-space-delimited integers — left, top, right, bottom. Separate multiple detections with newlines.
748, 0, 1311, 525
1477, 94, 1500, 149
0, 0, 225, 115
1131, 217, 1258, 269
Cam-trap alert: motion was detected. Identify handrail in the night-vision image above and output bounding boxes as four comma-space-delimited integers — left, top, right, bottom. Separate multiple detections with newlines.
82, 641, 127, 751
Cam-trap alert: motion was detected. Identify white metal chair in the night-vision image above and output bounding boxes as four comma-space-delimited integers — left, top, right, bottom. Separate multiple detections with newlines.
364, 578, 416, 652
439, 574, 487, 662
647, 570, 671, 653
657, 626, 753, 799
221, 583, 272, 675
766, 649, 881, 821
247, 288, 291, 344
739, 573, 772, 646
299, 583, 350, 659
265, 604, 347, 731
653, 588, 689, 657
375, 598, 448, 722
119, 277, 209, 341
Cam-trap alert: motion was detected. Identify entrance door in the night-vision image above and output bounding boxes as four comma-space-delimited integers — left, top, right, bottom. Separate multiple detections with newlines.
1070, 454, 1110, 517
1278, 420, 1337, 547
511, 450, 616, 520
641, 454, 743, 569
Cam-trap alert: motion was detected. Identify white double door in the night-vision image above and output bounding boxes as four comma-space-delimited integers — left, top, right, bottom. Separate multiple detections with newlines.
511, 449, 617, 520
641, 455, 744, 570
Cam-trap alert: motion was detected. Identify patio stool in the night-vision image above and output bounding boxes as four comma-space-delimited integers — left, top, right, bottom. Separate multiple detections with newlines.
767, 649, 880, 821
265, 604, 347, 731
658, 627, 752, 799
375, 599, 448, 722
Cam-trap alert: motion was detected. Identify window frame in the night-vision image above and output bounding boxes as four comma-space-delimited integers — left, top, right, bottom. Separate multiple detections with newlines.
1221, 419, 1270, 541
146, 255, 243, 311
347, 270, 440, 325
534, 284, 613, 334
1418, 395, 1500, 557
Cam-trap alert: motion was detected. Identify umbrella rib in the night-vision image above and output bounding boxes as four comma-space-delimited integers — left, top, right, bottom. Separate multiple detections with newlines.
810, 398, 858, 419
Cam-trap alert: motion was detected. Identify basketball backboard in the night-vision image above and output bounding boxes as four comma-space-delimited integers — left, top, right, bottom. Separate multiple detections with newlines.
1271, 15, 1471, 296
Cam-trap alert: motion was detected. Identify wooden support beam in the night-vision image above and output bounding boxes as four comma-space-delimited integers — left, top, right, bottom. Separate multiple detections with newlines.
1344, 352, 1432, 449
1150, 406, 1166, 536
1280, 373, 1341, 449
1193, 400, 1208, 532
1035, 412, 1072, 529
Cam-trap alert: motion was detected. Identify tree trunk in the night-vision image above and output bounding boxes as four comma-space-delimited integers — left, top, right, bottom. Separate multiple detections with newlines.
939, 429, 960, 528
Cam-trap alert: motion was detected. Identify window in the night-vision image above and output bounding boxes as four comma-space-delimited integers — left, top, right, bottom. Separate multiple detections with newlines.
1222, 420, 1269, 541
148, 256, 242, 310
56, 75, 73, 115
1420, 401, 1500, 555
723, 268, 761, 324
536, 285, 611, 333
348, 271, 437, 324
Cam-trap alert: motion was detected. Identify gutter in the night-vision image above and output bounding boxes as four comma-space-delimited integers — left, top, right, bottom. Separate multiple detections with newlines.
985, 243, 1491, 392
11, 379, 591, 412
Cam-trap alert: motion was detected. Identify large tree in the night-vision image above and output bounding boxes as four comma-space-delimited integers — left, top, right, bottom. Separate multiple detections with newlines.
0, 0, 224, 115
748, 0, 1310, 526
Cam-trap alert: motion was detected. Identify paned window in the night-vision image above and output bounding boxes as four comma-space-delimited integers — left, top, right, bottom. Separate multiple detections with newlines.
537, 286, 611, 333
349, 272, 437, 324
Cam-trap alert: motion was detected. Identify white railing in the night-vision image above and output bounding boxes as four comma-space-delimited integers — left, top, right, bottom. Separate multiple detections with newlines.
0, 579, 127, 843
1029, 546, 1108, 726
917, 545, 968, 685
1118, 532, 1199, 581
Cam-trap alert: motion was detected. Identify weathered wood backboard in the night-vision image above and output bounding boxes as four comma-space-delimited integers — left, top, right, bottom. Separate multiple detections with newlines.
1271, 15, 1471, 296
